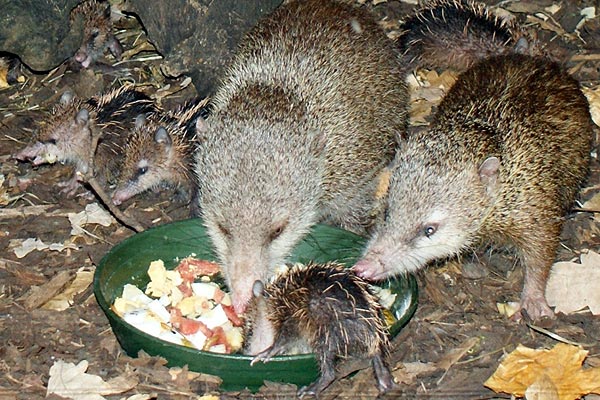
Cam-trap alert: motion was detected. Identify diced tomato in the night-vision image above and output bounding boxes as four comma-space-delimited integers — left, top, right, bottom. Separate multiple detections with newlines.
177, 282, 193, 297
213, 287, 226, 304
222, 304, 244, 327
176, 257, 221, 282
170, 308, 213, 336
209, 326, 230, 353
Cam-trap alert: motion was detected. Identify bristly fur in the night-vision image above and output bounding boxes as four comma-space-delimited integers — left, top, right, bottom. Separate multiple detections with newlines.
355, 54, 594, 321
263, 262, 389, 358
246, 261, 394, 396
112, 97, 210, 205
70, 0, 122, 68
194, 0, 408, 317
14, 85, 156, 194
398, 0, 532, 71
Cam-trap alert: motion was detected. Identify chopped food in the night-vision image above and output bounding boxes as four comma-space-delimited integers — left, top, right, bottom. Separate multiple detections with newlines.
112, 257, 398, 355
112, 256, 244, 354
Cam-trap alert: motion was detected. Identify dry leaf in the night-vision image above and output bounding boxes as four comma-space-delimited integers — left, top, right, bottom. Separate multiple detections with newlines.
525, 374, 560, 400
485, 343, 600, 400
544, 4, 561, 15
546, 250, 600, 315
21, 270, 75, 311
10, 237, 79, 258
392, 361, 438, 385
407, 69, 458, 126
123, 395, 155, 400
42, 268, 95, 311
583, 86, 600, 128
68, 203, 114, 236
497, 301, 520, 318
47, 359, 137, 400
576, 7, 596, 31
0, 174, 11, 206
503, 3, 543, 14
582, 192, 600, 212
436, 337, 480, 371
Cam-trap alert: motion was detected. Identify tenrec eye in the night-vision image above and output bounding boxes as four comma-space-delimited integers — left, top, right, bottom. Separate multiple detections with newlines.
424, 225, 436, 238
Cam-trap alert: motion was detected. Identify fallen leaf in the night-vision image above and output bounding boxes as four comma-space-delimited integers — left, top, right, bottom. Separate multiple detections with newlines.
42, 267, 95, 311
123, 395, 155, 400
47, 360, 137, 400
497, 301, 520, 318
576, 7, 596, 31
582, 192, 600, 212
503, 2, 542, 14
392, 361, 438, 384
583, 86, 600, 128
407, 69, 458, 126
485, 343, 600, 400
434, 336, 480, 384
11, 238, 47, 258
21, 270, 76, 310
525, 374, 560, 400
546, 250, 600, 315
435, 337, 480, 371
68, 203, 114, 236
544, 4, 561, 15
0, 66, 9, 89
0, 174, 10, 206
10, 237, 79, 258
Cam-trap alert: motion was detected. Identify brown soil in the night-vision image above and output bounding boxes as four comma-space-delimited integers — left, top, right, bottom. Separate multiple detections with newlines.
1, 1, 599, 399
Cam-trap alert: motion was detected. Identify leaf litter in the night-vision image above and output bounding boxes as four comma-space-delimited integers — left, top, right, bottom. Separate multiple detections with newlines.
0, 1, 599, 399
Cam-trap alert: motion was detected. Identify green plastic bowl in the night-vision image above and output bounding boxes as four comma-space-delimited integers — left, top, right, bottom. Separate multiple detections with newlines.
94, 218, 417, 392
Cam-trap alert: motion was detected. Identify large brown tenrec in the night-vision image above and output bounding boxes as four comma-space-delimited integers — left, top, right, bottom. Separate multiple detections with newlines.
194, 0, 408, 314
354, 53, 594, 321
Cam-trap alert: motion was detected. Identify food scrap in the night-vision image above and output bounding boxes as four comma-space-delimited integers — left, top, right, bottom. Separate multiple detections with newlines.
112, 257, 244, 354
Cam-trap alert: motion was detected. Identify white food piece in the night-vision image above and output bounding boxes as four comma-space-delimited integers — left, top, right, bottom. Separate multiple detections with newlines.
114, 258, 244, 353
169, 285, 184, 307
191, 282, 218, 299
177, 296, 211, 318
208, 344, 227, 354
123, 309, 164, 337
157, 330, 186, 346
184, 330, 208, 350
369, 285, 397, 310
148, 299, 171, 323
113, 284, 153, 315
123, 309, 185, 346
219, 291, 232, 307
199, 304, 229, 329
158, 294, 171, 307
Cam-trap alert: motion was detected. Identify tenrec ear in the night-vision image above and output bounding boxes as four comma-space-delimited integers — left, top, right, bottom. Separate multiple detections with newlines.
60, 91, 74, 105
154, 127, 172, 147
252, 280, 265, 298
479, 156, 500, 196
195, 116, 212, 145
134, 114, 147, 129
76, 108, 90, 126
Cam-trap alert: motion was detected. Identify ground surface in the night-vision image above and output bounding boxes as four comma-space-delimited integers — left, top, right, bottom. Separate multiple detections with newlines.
1, 1, 600, 399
